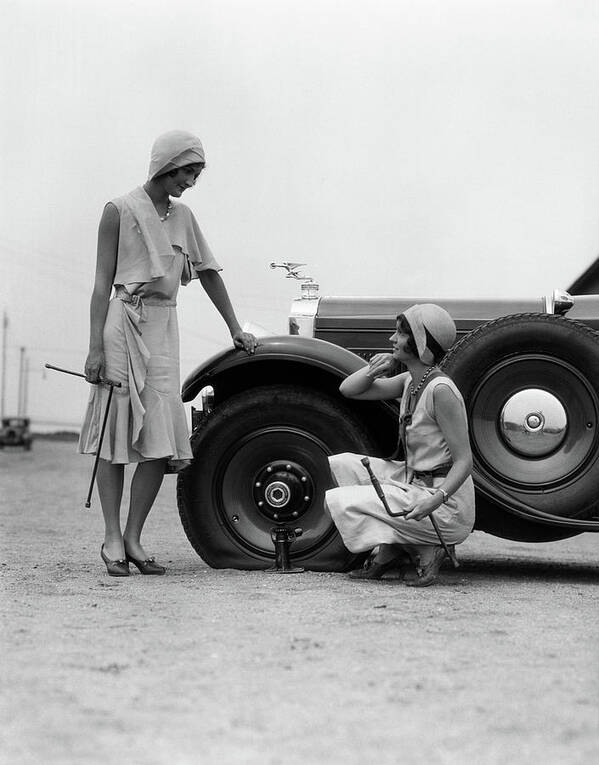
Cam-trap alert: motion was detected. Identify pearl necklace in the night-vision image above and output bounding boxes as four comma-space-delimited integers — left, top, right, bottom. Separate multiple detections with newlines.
159, 200, 173, 221
409, 365, 436, 397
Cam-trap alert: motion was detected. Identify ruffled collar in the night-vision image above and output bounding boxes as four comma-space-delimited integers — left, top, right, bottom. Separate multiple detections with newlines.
120, 186, 176, 280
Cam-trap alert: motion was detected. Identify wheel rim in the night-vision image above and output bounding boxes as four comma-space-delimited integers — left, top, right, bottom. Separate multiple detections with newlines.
469, 354, 599, 491
215, 426, 336, 557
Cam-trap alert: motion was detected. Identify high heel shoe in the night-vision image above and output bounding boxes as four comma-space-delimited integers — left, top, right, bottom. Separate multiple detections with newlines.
100, 545, 130, 577
405, 545, 447, 587
125, 551, 166, 575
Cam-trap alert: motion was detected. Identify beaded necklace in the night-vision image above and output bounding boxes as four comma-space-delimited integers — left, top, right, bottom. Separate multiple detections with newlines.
159, 200, 173, 221
409, 365, 437, 397
142, 182, 172, 221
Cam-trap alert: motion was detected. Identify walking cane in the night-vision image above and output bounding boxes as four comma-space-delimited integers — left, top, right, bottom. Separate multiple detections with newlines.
45, 363, 121, 509
361, 457, 459, 569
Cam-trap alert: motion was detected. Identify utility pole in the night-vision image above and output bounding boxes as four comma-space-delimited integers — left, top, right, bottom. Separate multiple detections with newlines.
18, 346, 25, 416
1, 311, 7, 419
23, 355, 29, 418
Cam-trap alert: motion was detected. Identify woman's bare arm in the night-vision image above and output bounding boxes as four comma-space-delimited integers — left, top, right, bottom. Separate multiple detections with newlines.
340, 355, 408, 401
197, 269, 257, 354
432, 383, 473, 498
84, 203, 119, 382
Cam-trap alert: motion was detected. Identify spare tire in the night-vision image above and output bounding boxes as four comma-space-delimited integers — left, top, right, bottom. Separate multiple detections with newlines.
442, 313, 599, 533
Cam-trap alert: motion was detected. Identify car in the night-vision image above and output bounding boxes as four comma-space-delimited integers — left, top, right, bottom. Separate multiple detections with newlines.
176, 258, 599, 571
0, 417, 33, 450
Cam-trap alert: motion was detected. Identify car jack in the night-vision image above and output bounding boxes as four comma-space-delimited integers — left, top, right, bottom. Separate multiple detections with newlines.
266, 526, 304, 573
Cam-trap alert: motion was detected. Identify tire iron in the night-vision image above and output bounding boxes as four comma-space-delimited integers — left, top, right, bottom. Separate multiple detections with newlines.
361, 456, 459, 569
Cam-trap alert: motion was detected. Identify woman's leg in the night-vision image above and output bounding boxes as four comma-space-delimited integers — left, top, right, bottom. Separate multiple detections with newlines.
123, 459, 167, 559
97, 459, 125, 560
329, 453, 405, 488
371, 543, 407, 564
328, 453, 371, 488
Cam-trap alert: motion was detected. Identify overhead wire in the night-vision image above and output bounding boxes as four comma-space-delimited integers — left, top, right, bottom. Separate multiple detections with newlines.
0, 236, 93, 277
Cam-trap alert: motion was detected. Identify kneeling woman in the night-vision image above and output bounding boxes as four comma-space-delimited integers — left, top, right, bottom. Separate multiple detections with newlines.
325, 304, 475, 586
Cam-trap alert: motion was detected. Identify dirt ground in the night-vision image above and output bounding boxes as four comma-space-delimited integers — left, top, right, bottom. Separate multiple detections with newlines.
1, 441, 597, 765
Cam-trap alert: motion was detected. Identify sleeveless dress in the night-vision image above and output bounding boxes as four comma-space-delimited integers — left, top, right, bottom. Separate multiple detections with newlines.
325, 376, 475, 552
78, 187, 221, 468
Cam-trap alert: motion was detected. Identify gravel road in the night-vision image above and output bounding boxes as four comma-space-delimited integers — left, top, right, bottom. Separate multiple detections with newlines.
1, 441, 597, 765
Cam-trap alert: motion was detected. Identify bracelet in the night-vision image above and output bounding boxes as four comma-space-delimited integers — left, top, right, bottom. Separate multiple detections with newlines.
435, 488, 449, 504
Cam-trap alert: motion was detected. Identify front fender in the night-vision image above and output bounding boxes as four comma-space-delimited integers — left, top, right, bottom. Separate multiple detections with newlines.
181, 335, 399, 457
181, 335, 368, 402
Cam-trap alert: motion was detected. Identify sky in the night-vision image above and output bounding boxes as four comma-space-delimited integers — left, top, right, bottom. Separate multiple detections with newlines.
2, 0, 599, 430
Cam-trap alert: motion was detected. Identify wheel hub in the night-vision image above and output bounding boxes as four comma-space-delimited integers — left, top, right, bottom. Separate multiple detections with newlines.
253, 460, 314, 522
499, 388, 568, 457
264, 480, 291, 508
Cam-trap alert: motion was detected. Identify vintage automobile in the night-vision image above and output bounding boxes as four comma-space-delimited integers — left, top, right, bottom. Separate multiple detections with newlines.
176, 259, 599, 570
0, 416, 33, 450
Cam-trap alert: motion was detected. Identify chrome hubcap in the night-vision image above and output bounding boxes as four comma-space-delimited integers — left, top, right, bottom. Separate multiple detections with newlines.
500, 389, 568, 457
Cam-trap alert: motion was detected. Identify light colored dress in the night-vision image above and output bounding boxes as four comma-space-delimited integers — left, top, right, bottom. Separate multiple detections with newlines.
325, 376, 475, 552
78, 187, 221, 468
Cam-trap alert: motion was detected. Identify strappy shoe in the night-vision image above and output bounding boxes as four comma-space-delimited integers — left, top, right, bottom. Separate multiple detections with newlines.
349, 559, 397, 580
349, 550, 412, 580
395, 545, 420, 583
100, 545, 130, 577
125, 552, 166, 575
405, 545, 447, 587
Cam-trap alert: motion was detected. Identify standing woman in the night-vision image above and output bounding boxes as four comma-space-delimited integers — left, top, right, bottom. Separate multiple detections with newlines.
79, 130, 257, 577
325, 304, 475, 586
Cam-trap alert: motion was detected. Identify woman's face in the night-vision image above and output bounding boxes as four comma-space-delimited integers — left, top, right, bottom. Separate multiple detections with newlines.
162, 164, 203, 197
390, 318, 415, 361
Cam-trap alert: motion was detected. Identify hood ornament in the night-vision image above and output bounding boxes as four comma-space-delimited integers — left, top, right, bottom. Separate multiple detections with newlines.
270, 262, 319, 300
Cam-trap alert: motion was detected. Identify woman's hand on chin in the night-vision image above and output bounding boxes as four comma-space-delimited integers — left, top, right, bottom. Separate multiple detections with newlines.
367, 353, 397, 379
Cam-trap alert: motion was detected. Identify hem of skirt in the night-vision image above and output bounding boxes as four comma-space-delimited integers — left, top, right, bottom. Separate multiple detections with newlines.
77, 448, 192, 466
